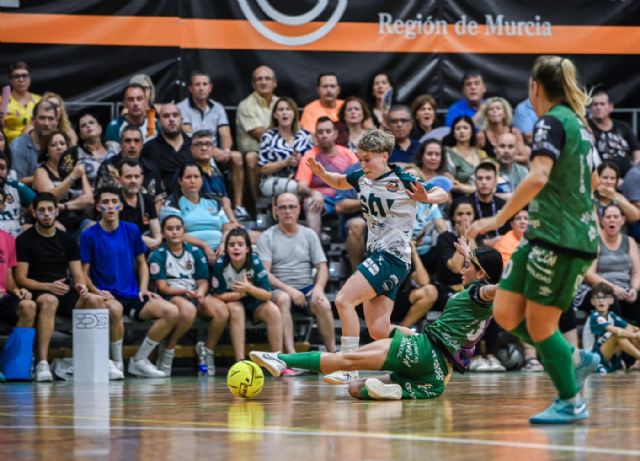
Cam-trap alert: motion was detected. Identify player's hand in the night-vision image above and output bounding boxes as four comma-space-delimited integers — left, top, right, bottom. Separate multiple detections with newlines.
467, 217, 499, 240
406, 181, 431, 203
306, 157, 326, 177
454, 236, 472, 259
48, 279, 70, 296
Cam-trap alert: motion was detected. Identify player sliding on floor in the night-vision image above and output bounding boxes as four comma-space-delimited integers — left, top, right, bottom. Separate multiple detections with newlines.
303, 128, 448, 384
251, 246, 503, 400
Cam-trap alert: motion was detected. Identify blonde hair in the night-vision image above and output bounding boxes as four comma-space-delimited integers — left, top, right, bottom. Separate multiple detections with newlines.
481, 97, 513, 130
531, 55, 590, 127
358, 128, 395, 153
43, 91, 74, 142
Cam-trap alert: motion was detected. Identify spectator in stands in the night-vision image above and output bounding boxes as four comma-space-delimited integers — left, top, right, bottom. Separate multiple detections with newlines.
595, 161, 639, 222
334, 163, 366, 270
160, 163, 232, 263
96, 126, 165, 202
336, 96, 371, 153
410, 94, 441, 141
16, 192, 118, 381
494, 132, 528, 198
258, 97, 314, 199
295, 117, 358, 236
117, 160, 162, 251
256, 192, 336, 357
513, 97, 537, 145
411, 139, 453, 183
444, 71, 487, 127
411, 182, 448, 272
80, 185, 180, 378
210, 228, 283, 361
477, 97, 530, 163
129, 73, 159, 140
141, 103, 192, 193
33, 131, 93, 237
444, 115, 488, 195
105, 83, 160, 143
11, 100, 58, 186
471, 161, 508, 247
589, 90, 640, 178
300, 73, 344, 133
4, 61, 41, 144
76, 112, 119, 188
0, 152, 34, 236
387, 105, 421, 164
368, 71, 395, 128
179, 71, 248, 218
39, 92, 78, 146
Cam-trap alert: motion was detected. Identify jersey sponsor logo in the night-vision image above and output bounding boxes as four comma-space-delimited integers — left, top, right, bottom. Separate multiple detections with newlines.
149, 262, 160, 275
538, 285, 552, 297
385, 180, 400, 192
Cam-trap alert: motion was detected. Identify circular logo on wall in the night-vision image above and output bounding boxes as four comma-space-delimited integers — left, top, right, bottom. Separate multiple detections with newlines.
238, 0, 348, 46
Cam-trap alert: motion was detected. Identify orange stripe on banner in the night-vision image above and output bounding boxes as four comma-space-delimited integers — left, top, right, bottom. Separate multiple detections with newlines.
1, 13, 640, 54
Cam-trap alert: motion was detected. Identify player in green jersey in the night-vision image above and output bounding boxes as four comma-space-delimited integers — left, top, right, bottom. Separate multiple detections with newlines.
250, 246, 503, 401
469, 55, 600, 424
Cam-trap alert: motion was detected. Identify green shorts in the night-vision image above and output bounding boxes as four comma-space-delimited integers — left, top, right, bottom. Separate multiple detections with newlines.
361, 329, 449, 400
356, 250, 411, 301
499, 240, 593, 311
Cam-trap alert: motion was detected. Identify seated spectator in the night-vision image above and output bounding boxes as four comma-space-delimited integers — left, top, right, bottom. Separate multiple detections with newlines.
236, 65, 279, 208
444, 70, 487, 128
33, 131, 93, 237
80, 186, 180, 378
334, 163, 366, 270
39, 92, 78, 146
470, 161, 508, 247
210, 228, 282, 361
295, 117, 358, 236
11, 100, 58, 186
96, 126, 166, 203
410, 139, 453, 183
410, 94, 441, 141
574, 204, 640, 325
256, 192, 336, 356
387, 104, 421, 164
116, 160, 162, 251
160, 163, 232, 263
105, 83, 160, 143
367, 71, 395, 128
477, 97, 530, 163
129, 73, 159, 140
258, 97, 314, 199
0, 152, 35, 236
336, 96, 371, 153
443, 115, 488, 196
494, 132, 529, 199
16, 192, 115, 381
76, 112, 119, 188
589, 90, 640, 178
177, 71, 249, 219
582, 283, 640, 373
595, 161, 639, 222
300, 73, 344, 133
3, 61, 41, 144
411, 189, 448, 273
513, 97, 537, 145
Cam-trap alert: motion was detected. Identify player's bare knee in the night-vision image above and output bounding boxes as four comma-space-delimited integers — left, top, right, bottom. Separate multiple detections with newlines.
334, 291, 352, 311
369, 324, 391, 341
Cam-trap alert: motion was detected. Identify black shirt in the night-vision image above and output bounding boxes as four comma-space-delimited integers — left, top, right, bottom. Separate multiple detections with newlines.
16, 226, 79, 283
432, 231, 463, 287
120, 192, 157, 235
472, 193, 509, 240
589, 119, 640, 177
96, 154, 166, 199
141, 135, 192, 192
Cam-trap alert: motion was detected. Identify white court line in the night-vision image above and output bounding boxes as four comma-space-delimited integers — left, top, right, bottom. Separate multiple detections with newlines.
2, 424, 640, 457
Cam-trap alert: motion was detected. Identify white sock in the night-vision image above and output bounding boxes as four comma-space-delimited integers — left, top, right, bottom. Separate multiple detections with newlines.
160, 348, 175, 367
110, 340, 123, 363
134, 337, 159, 361
341, 336, 360, 354
205, 347, 214, 356
572, 348, 582, 367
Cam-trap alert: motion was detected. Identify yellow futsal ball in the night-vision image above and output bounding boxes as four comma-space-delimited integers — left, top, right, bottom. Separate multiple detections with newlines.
227, 360, 264, 398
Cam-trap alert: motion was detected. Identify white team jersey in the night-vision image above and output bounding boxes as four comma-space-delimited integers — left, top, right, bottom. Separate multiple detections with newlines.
347, 165, 434, 264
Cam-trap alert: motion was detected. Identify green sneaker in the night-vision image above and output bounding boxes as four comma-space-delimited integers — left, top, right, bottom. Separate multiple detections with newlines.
574, 350, 600, 391
529, 397, 589, 424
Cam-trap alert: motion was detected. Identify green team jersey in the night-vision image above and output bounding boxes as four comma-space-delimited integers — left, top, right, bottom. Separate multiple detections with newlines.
423, 282, 492, 371
526, 104, 598, 257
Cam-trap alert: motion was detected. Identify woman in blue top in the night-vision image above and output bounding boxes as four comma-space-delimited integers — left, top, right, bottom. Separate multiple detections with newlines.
160, 163, 232, 263
210, 228, 282, 361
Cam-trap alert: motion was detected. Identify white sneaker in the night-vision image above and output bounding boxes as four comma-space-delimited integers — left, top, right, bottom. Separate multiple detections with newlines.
486, 356, 506, 372
469, 357, 489, 372
156, 350, 175, 377
113, 360, 124, 373
323, 370, 359, 385
249, 351, 286, 377
365, 378, 402, 400
35, 360, 53, 382
109, 360, 125, 380
205, 352, 215, 377
128, 358, 167, 378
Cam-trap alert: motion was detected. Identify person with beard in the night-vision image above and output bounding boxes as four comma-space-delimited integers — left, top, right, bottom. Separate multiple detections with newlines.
445, 71, 487, 128
116, 160, 162, 251
0, 152, 34, 236
141, 104, 192, 193
105, 84, 160, 143
15, 192, 120, 381
494, 132, 529, 200
300, 73, 344, 133
471, 162, 508, 247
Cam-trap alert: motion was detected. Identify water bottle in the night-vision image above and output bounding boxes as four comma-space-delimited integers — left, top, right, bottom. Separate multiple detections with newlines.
196, 341, 208, 377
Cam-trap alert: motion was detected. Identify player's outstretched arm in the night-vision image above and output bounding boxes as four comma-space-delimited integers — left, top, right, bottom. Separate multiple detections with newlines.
406, 182, 448, 204
306, 157, 351, 190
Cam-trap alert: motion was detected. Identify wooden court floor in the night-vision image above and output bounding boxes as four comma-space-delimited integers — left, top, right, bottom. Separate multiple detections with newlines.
0, 371, 639, 461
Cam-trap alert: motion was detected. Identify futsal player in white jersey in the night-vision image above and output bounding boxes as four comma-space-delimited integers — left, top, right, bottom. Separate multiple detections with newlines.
306, 128, 448, 383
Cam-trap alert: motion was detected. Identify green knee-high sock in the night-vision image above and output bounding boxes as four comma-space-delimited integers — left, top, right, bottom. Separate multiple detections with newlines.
278, 352, 322, 373
535, 330, 577, 400
510, 320, 534, 346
